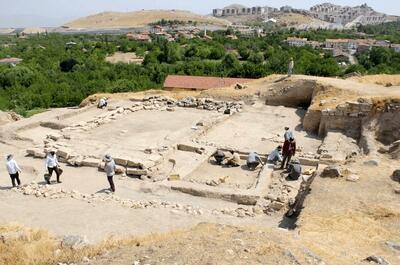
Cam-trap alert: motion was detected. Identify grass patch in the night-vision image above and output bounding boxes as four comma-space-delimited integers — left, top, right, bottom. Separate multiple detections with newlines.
23, 108, 48, 118
0, 224, 166, 265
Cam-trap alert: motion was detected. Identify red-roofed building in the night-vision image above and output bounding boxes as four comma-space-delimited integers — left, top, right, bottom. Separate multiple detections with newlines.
392, 44, 400, 53
126, 33, 151, 42
163, 75, 255, 91
151, 25, 164, 34
0, 57, 23, 66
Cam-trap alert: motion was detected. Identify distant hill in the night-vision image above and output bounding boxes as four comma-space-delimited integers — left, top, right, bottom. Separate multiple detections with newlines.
64, 10, 231, 29
223, 11, 329, 28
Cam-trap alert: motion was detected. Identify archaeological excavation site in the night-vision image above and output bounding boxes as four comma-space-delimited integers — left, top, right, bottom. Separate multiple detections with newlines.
1, 75, 399, 265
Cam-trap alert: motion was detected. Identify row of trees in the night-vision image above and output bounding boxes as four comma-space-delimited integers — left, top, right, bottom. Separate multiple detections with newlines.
0, 27, 399, 114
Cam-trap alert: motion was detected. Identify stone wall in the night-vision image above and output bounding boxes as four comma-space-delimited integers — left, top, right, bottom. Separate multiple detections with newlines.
26, 96, 243, 179
309, 99, 373, 138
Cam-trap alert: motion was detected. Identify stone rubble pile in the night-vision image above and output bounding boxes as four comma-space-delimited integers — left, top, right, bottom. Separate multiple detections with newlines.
320, 166, 341, 178
384, 102, 400, 112
61, 235, 89, 250
175, 97, 243, 114
257, 171, 301, 214
13, 182, 260, 218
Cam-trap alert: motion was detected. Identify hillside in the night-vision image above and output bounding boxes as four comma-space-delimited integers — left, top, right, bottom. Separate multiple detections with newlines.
223, 11, 328, 28
64, 10, 231, 29
347, 74, 400, 86
272, 12, 322, 27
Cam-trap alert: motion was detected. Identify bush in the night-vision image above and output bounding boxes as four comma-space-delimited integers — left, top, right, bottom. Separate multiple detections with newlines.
0, 66, 36, 88
60, 59, 79, 72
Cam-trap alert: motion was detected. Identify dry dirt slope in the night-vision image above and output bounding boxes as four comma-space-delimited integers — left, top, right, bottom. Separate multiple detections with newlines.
65, 10, 231, 29
347, 74, 400, 86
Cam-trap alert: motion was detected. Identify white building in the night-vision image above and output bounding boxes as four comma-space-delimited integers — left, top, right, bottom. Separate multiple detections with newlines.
280, 6, 293, 13
287, 37, 308, 47
325, 39, 358, 50
213, 4, 277, 17
309, 3, 386, 25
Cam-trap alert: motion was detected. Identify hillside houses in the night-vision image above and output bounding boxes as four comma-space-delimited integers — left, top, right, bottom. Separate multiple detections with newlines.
127, 33, 152, 42
286, 37, 400, 53
309, 3, 387, 26
392, 44, 400, 53
325, 39, 358, 50
286, 37, 309, 47
286, 37, 322, 48
126, 27, 217, 43
212, 4, 278, 17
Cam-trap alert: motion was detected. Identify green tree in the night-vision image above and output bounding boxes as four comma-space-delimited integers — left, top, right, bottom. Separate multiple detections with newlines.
60, 58, 79, 72
0, 66, 36, 88
248, 52, 265, 64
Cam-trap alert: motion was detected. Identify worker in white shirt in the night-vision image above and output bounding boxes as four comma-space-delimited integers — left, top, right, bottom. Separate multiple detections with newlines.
98, 97, 108, 109
284, 127, 294, 142
45, 151, 61, 184
6, 154, 22, 187
268, 145, 283, 164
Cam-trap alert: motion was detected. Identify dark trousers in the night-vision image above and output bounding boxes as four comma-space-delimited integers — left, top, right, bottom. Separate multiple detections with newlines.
247, 161, 260, 170
48, 167, 60, 183
214, 155, 225, 165
108, 175, 115, 192
281, 155, 292, 169
10, 173, 21, 187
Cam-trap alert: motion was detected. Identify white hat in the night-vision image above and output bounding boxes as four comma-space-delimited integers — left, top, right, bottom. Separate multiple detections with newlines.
104, 154, 112, 162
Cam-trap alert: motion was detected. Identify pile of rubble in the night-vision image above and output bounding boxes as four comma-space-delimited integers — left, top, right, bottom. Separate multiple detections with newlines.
257, 171, 301, 214
175, 97, 243, 114
13, 182, 261, 218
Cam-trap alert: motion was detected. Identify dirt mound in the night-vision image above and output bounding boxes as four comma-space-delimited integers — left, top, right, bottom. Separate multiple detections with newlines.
223, 12, 323, 28
93, 223, 309, 265
348, 74, 400, 87
0, 111, 21, 126
65, 10, 231, 29
272, 12, 315, 26
79, 89, 203, 107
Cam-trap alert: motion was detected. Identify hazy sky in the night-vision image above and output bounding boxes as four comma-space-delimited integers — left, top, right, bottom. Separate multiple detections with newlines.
1, 0, 399, 27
